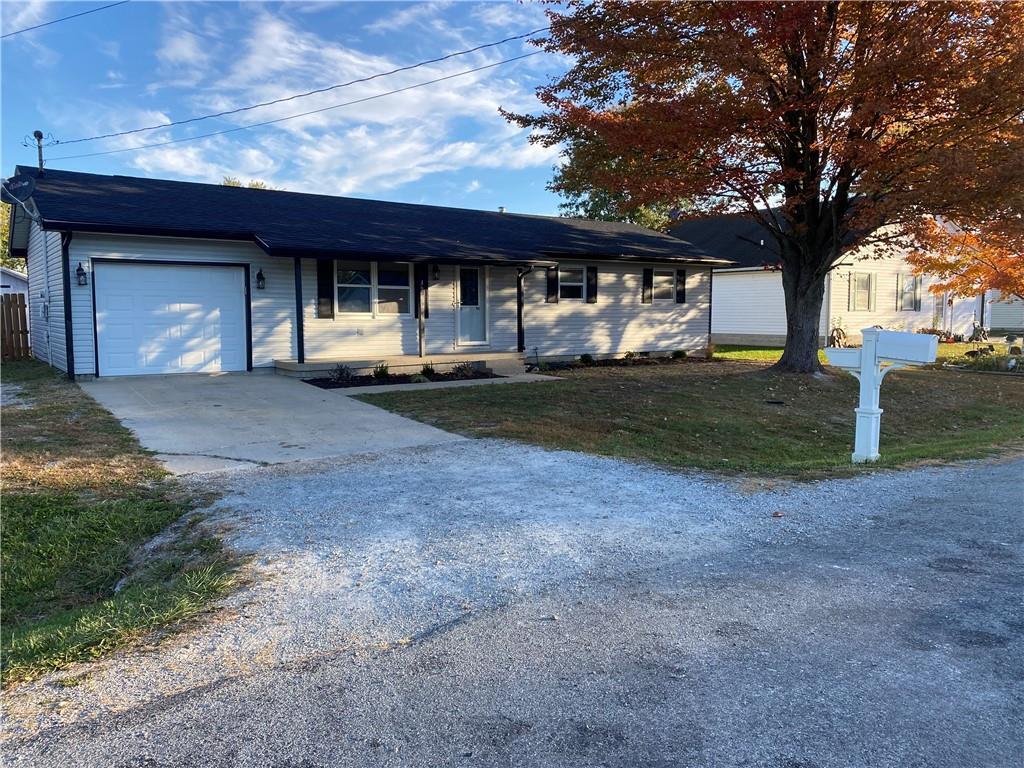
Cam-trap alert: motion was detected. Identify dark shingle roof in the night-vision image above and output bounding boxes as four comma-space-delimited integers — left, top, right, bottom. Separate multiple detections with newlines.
15, 166, 727, 266
669, 213, 781, 270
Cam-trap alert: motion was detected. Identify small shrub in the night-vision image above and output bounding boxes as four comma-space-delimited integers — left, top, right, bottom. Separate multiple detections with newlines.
622, 350, 638, 364
420, 362, 436, 377
451, 361, 476, 378
329, 364, 355, 384
579, 353, 595, 366
372, 363, 390, 380
671, 350, 687, 360
410, 374, 430, 383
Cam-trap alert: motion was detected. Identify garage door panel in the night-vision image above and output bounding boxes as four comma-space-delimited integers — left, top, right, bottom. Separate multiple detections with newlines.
96, 263, 247, 376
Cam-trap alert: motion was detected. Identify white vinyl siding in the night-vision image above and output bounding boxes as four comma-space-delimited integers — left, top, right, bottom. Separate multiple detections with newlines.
525, 263, 711, 357
68, 234, 296, 375
303, 263, 519, 358
988, 292, 1024, 331
711, 269, 829, 343
24, 222, 66, 370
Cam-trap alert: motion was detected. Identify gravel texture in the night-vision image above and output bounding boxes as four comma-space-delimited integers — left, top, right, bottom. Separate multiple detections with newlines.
4, 440, 1022, 767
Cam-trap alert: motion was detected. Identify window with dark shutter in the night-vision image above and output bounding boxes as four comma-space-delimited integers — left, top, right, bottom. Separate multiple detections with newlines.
675, 270, 686, 303
641, 268, 654, 304
546, 267, 559, 303
316, 260, 334, 318
586, 266, 598, 303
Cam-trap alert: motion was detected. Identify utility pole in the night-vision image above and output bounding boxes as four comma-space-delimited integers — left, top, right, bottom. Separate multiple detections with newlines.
34, 130, 44, 172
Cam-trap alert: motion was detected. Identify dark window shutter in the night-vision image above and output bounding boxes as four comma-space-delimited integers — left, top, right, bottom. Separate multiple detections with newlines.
546, 267, 559, 303
675, 269, 686, 303
586, 266, 598, 304
641, 268, 653, 304
316, 260, 334, 318
896, 274, 904, 311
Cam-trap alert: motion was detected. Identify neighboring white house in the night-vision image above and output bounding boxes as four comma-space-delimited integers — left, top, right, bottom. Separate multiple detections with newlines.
0, 266, 28, 295
7, 167, 728, 379
671, 213, 1019, 345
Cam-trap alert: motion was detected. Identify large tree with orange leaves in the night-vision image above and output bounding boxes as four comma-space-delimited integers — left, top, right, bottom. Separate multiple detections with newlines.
506, 1, 1024, 371
908, 219, 1024, 302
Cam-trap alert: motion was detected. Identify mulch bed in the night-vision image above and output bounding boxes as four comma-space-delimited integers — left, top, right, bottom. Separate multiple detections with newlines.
527, 355, 693, 373
306, 371, 502, 389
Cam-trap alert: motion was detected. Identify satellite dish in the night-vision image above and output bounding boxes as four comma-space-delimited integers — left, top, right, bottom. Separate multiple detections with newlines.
1, 175, 35, 205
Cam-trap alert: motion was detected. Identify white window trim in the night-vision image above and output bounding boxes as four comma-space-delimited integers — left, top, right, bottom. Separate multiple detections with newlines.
558, 266, 586, 301
334, 261, 414, 318
652, 269, 676, 303
850, 271, 873, 312
898, 274, 920, 312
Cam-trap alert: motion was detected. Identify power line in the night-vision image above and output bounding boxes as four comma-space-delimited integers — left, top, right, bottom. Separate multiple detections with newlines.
54, 25, 551, 146
47, 51, 545, 161
1, 1, 130, 39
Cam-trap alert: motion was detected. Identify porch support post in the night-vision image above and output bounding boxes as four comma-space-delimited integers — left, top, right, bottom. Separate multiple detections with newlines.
293, 256, 304, 364
416, 264, 427, 358
516, 267, 528, 353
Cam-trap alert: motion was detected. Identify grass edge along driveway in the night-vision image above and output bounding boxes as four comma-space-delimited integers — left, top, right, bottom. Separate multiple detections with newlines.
1, 361, 238, 688
361, 358, 1024, 478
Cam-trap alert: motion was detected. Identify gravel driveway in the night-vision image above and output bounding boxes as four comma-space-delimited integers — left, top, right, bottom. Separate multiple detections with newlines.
4, 441, 1022, 767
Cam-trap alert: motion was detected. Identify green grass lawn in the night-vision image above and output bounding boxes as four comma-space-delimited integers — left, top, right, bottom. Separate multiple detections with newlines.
714, 341, 1009, 364
1, 361, 237, 687
361, 358, 1024, 477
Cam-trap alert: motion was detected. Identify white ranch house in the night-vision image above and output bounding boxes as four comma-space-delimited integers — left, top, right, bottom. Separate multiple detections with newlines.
7, 167, 729, 379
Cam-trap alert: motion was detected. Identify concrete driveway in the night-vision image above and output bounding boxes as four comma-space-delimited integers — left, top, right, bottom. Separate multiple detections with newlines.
4, 443, 1021, 767
79, 372, 462, 473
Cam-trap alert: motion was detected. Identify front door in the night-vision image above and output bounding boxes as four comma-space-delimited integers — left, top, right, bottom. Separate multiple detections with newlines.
457, 267, 487, 344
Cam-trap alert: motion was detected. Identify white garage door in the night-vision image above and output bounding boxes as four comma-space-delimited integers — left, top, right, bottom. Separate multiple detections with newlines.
95, 262, 247, 376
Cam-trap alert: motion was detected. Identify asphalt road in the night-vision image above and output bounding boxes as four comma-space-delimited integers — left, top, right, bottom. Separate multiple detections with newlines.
5, 443, 1022, 768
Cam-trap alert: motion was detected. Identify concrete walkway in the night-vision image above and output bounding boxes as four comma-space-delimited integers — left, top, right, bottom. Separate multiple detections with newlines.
79, 373, 463, 473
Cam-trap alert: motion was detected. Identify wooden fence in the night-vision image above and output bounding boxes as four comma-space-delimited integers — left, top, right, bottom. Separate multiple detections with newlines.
1, 293, 31, 361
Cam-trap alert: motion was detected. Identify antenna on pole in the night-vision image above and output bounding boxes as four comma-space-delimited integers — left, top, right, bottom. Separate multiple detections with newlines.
33, 130, 45, 173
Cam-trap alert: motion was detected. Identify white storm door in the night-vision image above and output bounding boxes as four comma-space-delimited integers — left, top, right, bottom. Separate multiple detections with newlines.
457, 266, 488, 345
95, 262, 247, 376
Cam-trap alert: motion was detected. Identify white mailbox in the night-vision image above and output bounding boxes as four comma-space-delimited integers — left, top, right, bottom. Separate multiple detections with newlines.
824, 327, 938, 463
876, 331, 939, 366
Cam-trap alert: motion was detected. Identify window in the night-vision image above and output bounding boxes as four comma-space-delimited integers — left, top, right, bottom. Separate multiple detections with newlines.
652, 270, 675, 301
337, 260, 372, 313
897, 274, 921, 312
376, 262, 412, 314
335, 261, 412, 315
850, 272, 873, 311
559, 267, 585, 300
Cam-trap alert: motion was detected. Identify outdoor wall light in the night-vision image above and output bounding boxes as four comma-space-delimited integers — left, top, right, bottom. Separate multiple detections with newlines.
255, 269, 266, 290
431, 264, 440, 281
76, 263, 88, 286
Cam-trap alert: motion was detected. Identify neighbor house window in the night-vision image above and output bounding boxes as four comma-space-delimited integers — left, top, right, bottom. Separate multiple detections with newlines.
897, 274, 922, 312
559, 267, 585, 300
652, 270, 675, 301
335, 261, 412, 315
850, 272, 874, 311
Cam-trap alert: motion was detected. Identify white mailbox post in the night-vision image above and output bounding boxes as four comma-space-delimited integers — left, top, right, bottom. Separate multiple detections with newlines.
824, 328, 938, 463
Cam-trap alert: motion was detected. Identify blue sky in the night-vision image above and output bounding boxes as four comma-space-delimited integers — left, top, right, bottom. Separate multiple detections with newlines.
1, 1, 569, 214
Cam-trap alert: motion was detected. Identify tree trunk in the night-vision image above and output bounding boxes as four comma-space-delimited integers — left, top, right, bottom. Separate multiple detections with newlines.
775, 263, 827, 373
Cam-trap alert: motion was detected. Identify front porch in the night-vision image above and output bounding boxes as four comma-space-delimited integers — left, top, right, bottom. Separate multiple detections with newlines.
274, 350, 527, 378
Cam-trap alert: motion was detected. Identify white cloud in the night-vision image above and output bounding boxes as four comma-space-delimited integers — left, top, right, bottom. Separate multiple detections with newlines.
66, 4, 562, 199
365, 1, 452, 34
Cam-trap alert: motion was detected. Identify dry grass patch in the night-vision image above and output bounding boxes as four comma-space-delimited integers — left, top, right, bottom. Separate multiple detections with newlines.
1, 361, 236, 686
